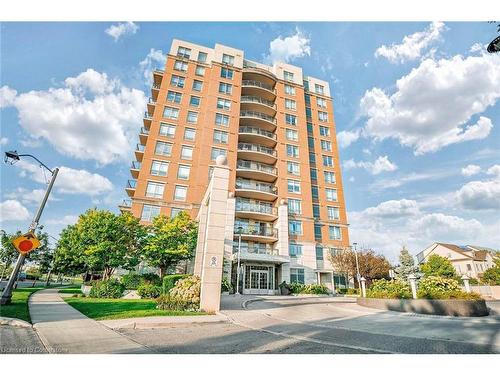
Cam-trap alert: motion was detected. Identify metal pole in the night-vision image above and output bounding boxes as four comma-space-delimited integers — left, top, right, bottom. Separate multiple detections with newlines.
235, 232, 242, 295
353, 243, 361, 287
1, 168, 59, 305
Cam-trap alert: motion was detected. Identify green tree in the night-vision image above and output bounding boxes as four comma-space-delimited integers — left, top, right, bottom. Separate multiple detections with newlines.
143, 211, 198, 279
481, 254, 500, 285
394, 246, 417, 281
53, 224, 88, 276
327, 247, 355, 285
420, 254, 457, 278
0, 231, 21, 280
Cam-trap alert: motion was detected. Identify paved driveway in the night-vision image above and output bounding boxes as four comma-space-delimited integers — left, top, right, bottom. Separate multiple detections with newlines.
117, 296, 500, 354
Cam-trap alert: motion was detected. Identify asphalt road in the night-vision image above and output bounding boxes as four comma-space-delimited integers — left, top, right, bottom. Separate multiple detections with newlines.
118, 296, 500, 354
0, 326, 47, 354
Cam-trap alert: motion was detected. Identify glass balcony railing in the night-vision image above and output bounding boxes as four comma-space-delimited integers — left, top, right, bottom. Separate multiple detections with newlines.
152, 83, 161, 90
240, 95, 276, 108
127, 180, 137, 189
235, 179, 277, 194
238, 126, 276, 140
136, 144, 145, 152
240, 111, 277, 124
237, 142, 276, 157
121, 199, 132, 207
234, 225, 278, 238
233, 243, 278, 256
131, 161, 141, 170
144, 111, 153, 119
235, 199, 277, 216
148, 98, 157, 104
237, 160, 277, 175
140, 127, 150, 136
242, 80, 275, 92
153, 69, 164, 74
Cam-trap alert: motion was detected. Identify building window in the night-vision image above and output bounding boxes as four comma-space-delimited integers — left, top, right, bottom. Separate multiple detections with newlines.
308, 137, 315, 148
286, 128, 298, 141
150, 160, 169, 176
215, 113, 230, 126
289, 220, 303, 235
180, 146, 193, 160
286, 144, 299, 158
322, 155, 333, 167
159, 123, 176, 138
177, 46, 191, 59
211, 147, 227, 160
167, 91, 182, 104
285, 99, 296, 110
174, 60, 188, 72
321, 140, 332, 151
213, 129, 228, 144
305, 107, 312, 119
287, 161, 300, 175
304, 94, 311, 105
208, 166, 214, 180
155, 141, 172, 156
466, 264, 472, 271
187, 111, 198, 124
309, 153, 316, 165
219, 82, 233, 94
307, 122, 314, 135
327, 206, 340, 220
285, 114, 297, 126
310, 168, 318, 181
192, 80, 203, 91
326, 188, 338, 202
141, 204, 161, 222
170, 75, 185, 88
189, 96, 201, 107
290, 268, 305, 284
319, 126, 330, 136
163, 106, 179, 120
317, 97, 327, 108
314, 224, 322, 240
222, 53, 234, 65
217, 98, 231, 110
184, 128, 196, 141
174, 185, 187, 201
195, 65, 205, 76
315, 84, 324, 95
318, 111, 328, 122
329, 226, 341, 240
170, 207, 183, 218
316, 245, 324, 260
197, 51, 207, 63
287, 179, 301, 193
289, 243, 303, 257
146, 181, 165, 198
324, 171, 336, 184
313, 204, 320, 219
311, 185, 319, 200
284, 71, 294, 82
177, 165, 190, 180
288, 199, 302, 215
285, 84, 295, 95
220, 67, 233, 79
303, 80, 310, 91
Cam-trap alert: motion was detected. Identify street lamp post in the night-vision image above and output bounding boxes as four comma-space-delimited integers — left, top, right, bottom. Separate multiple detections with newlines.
0, 151, 59, 305
235, 226, 243, 295
353, 242, 361, 287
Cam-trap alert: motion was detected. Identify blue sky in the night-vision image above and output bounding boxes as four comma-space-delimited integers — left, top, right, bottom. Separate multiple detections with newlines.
1, 22, 499, 261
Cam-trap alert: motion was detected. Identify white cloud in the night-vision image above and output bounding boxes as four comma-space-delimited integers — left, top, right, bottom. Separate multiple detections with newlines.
16, 160, 113, 196
5, 187, 57, 205
486, 164, 500, 178
363, 199, 420, 219
0, 85, 17, 108
360, 52, 500, 155
265, 28, 311, 64
411, 213, 483, 239
0, 137, 8, 146
461, 164, 481, 177
343, 155, 397, 175
0, 200, 30, 222
337, 129, 361, 148
375, 22, 445, 64
457, 179, 500, 211
105, 22, 139, 42
3, 69, 146, 165
139, 48, 167, 87
46, 215, 79, 226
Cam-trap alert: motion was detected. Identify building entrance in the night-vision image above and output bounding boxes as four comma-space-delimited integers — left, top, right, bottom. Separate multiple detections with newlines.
243, 264, 276, 294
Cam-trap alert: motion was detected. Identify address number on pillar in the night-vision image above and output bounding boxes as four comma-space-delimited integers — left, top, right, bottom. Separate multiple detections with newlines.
209, 256, 218, 267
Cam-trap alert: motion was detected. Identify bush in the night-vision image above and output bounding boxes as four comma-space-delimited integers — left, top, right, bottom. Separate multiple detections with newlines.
417, 276, 482, 300
163, 274, 189, 294
121, 274, 142, 289
156, 294, 199, 311
288, 283, 329, 295
221, 277, 232, 293
366, 279, 412, 299
346, 288, 359, 295
157, 275, 201, 311
141, 273, 161, 286
89, 279, 125, 299
336, 288, 348, 294
420, 254, 457, 278
137, 283, 162, 298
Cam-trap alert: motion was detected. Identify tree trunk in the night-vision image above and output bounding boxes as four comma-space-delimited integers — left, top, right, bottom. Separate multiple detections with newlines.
45, 269, 52, 286
159, 267, 165, 280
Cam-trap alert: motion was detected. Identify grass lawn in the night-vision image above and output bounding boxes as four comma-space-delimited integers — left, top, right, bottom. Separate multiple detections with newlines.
58, 287, 83, 295
0, 287, 46, 323
63, 297, 205, 320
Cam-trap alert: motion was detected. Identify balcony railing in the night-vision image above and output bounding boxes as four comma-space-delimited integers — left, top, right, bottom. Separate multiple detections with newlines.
148, 98, 157, 104
234, 225, 278, 238
238, 142, 276, 157
242, 80, 275, 92
127, 180, 137, 189
140, 127, 150, 135
240, 95, 276, 108
152, 83, 161, 90
239, 126, 276, 140
153, 69, 164, 74
237, 160, 277, 175
144, 111, 153, 119
233, 244, 278, 256
121, 199, 132, 208
240, 111, 276, 124
136, 144, 145, 152
235, 179, 277, 194
235, 200, 277, 216
131, 161, 141, 170
242, 62, 278, 80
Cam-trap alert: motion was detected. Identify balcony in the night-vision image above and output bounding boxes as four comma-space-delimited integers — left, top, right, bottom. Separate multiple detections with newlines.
147, 97, 157, 113
234, 225, 278, 244
235, 178, 277, 201
125, 180, 136, 197
151, 83, 160, 101
240, 110, 277, 132
130, 161, 141, 179
240, 95, 276, 116
233, 244, 277, 256
235, 199, 278, 221
242, 79, 276, 101
153, 69, 164, 84
143, 111, 153, 129
118, 199, 132, 213
242, 62, 278, 81
236, 159, 277, 182
139, 127, 149, 145
238, 126, 277, 147
135, 143, 145, 162
237, 142, 277, 164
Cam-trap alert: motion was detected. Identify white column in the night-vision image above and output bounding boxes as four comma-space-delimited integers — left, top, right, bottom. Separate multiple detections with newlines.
360, 277, 366, 297
223, 193, 236, 281
408, 274, 417, 299
462, 275, 471, 293
276, 199, 290, 283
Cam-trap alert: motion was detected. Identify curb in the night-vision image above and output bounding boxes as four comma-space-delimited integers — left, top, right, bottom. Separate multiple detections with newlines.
0, 317, 32, 328
99, 314, 228, 329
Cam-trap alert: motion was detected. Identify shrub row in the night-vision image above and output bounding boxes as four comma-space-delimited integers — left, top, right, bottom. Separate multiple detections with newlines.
121, 273, 161, 289
89, 279, 125, 299
289, 283, 329, 295
366, 279, 412, 299
163, 274, 189, 294
157, 275, 201, 311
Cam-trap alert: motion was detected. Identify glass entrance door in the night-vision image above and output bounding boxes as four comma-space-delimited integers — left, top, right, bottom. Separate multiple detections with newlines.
244, 265, 275, 294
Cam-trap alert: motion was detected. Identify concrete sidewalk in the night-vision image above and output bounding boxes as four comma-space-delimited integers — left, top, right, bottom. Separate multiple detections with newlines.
29, 288, 151, 354
100, 314, 228, 329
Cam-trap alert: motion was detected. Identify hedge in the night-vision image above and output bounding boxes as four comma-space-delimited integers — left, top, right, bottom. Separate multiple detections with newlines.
162, 274, 189, 294
89, 279, 125, 299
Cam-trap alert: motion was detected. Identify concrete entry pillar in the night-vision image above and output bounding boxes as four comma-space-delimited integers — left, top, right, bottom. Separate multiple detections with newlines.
194, 156, 231, 313
276, 199, 290, 284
